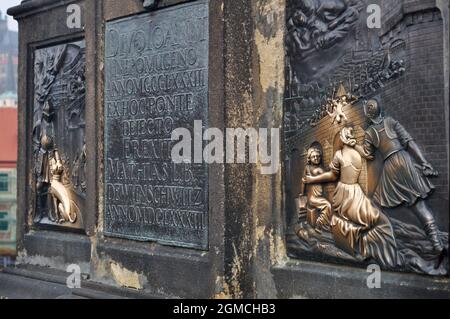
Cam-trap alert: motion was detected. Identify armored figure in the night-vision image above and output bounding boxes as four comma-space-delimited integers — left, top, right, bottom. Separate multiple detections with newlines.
34, 100, 77, 224
356, 98, 446, 265
35, 101, 57, 222
35, 134, 62, 222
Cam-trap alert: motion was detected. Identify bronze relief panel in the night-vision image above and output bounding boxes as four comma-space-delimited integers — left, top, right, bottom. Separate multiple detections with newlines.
285, 0, 449, 275
32, 40, 86, 230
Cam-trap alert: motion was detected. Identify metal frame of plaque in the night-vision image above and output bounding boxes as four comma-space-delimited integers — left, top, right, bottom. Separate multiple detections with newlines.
104, 1, 209, 250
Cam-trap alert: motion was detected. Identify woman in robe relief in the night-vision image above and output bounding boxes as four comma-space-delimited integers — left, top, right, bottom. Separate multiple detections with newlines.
303, 127, 398, 268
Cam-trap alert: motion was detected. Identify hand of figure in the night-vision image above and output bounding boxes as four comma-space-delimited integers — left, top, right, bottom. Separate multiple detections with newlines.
303, 176, 312, 184
55, 161, 64, 174
315, 36, 326, 49
422, 162, 438, 177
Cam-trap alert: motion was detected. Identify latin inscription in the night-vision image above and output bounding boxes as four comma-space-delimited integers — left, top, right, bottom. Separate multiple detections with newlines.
104, 2, 209, 249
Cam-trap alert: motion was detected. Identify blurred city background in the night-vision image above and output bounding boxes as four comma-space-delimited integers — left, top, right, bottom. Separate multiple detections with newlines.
0, 0, 19, 267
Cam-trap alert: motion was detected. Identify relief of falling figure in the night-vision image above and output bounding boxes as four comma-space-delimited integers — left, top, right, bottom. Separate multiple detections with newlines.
327, 98, 349, 124
326, 83, 354, 124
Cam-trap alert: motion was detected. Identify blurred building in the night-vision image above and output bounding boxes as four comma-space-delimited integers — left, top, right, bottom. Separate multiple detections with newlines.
0, 91, 17, 107
0, 11, 18, 95
0, 96, 17, 264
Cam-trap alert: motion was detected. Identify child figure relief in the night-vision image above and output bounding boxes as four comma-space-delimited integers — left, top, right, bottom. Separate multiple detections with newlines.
300, 145, 333, 233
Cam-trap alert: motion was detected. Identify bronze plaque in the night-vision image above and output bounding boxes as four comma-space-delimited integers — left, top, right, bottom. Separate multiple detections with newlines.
32, 40, 86, 230
104, 2, 209, 249
285, 0, 449, 275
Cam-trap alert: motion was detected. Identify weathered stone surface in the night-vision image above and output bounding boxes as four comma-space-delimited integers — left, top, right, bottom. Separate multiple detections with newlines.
6, 0, 450, 299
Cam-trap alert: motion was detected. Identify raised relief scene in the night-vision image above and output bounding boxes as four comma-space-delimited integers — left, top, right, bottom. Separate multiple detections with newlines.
33, 40, 86, 230
104, 2, 209, 249
285, 0, 449, 275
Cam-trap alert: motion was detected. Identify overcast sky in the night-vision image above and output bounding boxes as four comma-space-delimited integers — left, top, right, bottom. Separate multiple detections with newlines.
0, 0, 21, 31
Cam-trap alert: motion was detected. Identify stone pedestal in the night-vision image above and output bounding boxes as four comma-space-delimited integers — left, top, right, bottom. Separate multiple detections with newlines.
3, 0, 450, 299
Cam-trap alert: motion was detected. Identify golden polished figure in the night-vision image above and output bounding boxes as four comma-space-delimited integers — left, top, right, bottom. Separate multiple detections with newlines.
33, 95, 79, 225
35, 133, 76, 224
300, 146, 333, 232
48, 146, 76, 224
304, 127, 398, 268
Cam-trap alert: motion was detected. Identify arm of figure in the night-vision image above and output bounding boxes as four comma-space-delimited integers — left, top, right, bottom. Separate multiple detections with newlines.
303, 170, 339, 185
55, 150, 61, 163
393, 119, 436, 174
407, 141, 437, 175
299, 167, 308, 196
407, 141, 427, 164
394, 120, 425, 163
342, 110, 349, 122
355, 138, 375, 161
393, 119, 438, 176
53, 149, 64, 173
354, 144, 367, 157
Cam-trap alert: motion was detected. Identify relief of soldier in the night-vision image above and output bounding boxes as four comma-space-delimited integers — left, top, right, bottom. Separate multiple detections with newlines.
34, 100, 77, 225
296, 99, 448, 275
356, 98, 446, 265
286, 0, 448, 276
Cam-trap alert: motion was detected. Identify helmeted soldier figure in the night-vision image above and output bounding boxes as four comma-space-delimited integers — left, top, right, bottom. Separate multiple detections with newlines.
356, 98, 446, 266
36, 134, 63, 222
35, 100, 60, 222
